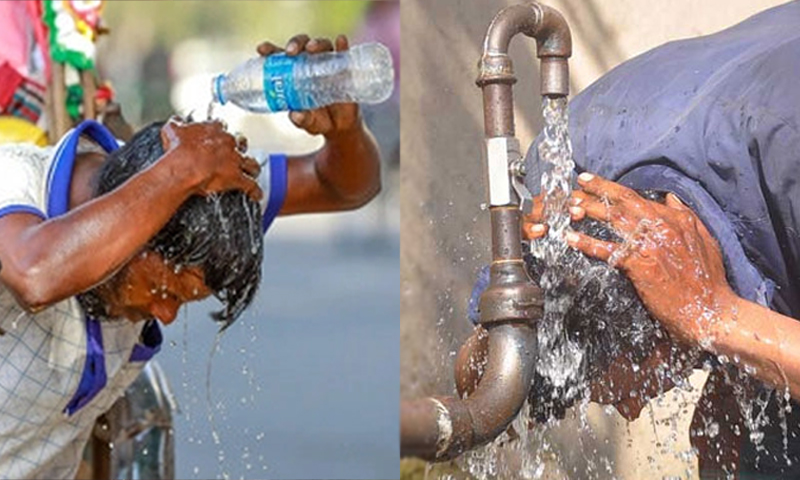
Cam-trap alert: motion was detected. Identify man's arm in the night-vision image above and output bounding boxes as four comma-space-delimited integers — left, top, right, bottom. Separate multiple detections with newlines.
255, 35, 381, 216
534, 173, 800, 400
0, 120, 261, 312
283, 116, 380, 214
713, 295, 800, 398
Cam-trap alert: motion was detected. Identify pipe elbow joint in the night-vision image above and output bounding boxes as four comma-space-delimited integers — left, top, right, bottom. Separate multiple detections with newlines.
478, 2, 572, 97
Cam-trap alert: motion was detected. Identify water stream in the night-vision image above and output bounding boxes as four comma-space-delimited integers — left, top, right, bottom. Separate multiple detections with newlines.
531, 97, 582, 394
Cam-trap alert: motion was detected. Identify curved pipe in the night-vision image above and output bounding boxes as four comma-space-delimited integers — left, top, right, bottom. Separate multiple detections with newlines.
478, 2, 572, 98
400, 2, 571, 462
454, 326, 489, 398
400, 324, 536, 461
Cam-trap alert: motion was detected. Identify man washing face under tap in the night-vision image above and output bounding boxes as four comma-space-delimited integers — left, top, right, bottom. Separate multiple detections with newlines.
518, 3, 800, 477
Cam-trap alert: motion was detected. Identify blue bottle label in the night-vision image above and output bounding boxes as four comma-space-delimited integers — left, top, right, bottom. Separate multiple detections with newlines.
262, 54, 318, 111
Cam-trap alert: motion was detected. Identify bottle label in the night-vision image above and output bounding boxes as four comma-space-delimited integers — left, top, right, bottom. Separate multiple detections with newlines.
262, 54, 316, 112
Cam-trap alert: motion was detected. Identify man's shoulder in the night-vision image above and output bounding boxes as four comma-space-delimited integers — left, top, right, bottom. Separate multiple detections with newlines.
0, 142, 53, 169
0, 141, 51, 154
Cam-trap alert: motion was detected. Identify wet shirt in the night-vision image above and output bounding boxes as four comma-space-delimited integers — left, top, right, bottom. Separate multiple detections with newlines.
521, 2, 800, 474
0, 123, 285, 479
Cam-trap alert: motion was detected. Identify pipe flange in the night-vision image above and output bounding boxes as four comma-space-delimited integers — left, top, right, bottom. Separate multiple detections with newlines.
478, 261, 544, 326
476, 54, 516, 87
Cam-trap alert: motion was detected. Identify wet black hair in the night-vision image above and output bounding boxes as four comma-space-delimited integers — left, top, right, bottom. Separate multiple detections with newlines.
84, 120, 263, 330
525, 190, 698, 421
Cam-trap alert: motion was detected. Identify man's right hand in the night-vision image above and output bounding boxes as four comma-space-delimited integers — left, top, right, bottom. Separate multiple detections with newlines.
160, 118, 263, 202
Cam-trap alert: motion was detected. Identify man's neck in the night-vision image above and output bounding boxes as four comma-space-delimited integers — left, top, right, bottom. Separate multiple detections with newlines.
69, 151, 107, 210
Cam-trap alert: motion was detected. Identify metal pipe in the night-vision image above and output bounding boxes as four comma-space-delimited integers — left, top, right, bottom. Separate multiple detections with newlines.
477, 3, 572, 98
454, 326, 489, 398
400, 2, 572, 461
400, 324, 537, 461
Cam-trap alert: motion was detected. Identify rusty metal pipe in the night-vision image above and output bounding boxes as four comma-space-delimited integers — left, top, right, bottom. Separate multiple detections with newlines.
478, 3, 572, 98
400, 2, 571, 461
400, 324, 536, 461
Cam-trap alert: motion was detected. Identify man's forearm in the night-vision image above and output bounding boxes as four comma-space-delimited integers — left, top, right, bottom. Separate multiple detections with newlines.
0, 152, 198, 311
283, 120, 381, 214
712, 296, 800, 399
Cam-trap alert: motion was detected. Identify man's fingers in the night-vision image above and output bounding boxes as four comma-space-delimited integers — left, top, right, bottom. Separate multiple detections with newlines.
289, 111, 306, 127
522, 204, 581, 240
335, 34, 349, 52
290, 110, 333, 135
307, 37, 333, 54
235, 133, 248, 153
665, 192, 685, 210
570, 190, 590, 205
667, 193, 720, 254
524, 194, 545, 223
236, 175, 264, 202
523, 223, 547, 240
575, 196, 612, 222
573, 193, 647, 236
240, 155, 261, 178
286, 34, 311, 55
256, 41, 283, 57
569, 206, 585, 222
565, 230, 619, 263
306, 112, 333, 135
577, 172, 644, 209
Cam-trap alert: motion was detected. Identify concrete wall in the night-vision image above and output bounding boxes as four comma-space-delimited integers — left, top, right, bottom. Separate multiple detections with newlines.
401, 1, 787, 478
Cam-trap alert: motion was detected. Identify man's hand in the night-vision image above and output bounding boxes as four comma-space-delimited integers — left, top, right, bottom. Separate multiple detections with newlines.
528, 173, 738, 348
160, 117, 263, 202
260, 34, 381, 215
256, 34, 361, 136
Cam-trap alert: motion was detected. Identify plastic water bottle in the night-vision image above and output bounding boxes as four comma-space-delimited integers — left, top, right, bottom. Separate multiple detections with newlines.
211, 42, 394, 113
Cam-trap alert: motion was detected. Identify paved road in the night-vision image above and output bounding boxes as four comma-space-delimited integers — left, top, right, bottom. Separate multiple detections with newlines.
156, 224, 399, 479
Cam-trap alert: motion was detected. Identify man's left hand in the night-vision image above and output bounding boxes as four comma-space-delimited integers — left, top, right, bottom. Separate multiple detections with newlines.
256, 34, 360, 136
550, 173, 737, 349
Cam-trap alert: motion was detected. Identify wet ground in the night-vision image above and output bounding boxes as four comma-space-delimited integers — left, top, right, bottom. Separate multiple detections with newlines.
156, 208, 399, 479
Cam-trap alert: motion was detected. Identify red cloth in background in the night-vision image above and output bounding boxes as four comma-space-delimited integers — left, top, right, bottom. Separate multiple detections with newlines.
0, 61, 46, 123
0, 1, 48, 124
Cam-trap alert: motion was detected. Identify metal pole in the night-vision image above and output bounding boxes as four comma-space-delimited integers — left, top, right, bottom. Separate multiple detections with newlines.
400, 2, 572, 461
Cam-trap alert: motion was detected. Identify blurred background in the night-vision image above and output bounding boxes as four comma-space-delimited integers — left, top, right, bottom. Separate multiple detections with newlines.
400, 0, 786, 479
97, 1, 399, 479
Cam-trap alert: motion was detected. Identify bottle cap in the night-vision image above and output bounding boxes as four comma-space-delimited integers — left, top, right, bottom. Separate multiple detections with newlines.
211, 75, 227, 105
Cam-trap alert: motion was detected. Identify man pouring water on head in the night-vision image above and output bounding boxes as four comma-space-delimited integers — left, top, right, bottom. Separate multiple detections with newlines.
0, 34, 383, 479
516, 3, 800, 477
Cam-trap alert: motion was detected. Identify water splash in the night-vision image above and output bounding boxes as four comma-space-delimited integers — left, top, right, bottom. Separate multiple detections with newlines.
205, 330, 226, 457
207, 100, 218, 121
531, 97, 582, 391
